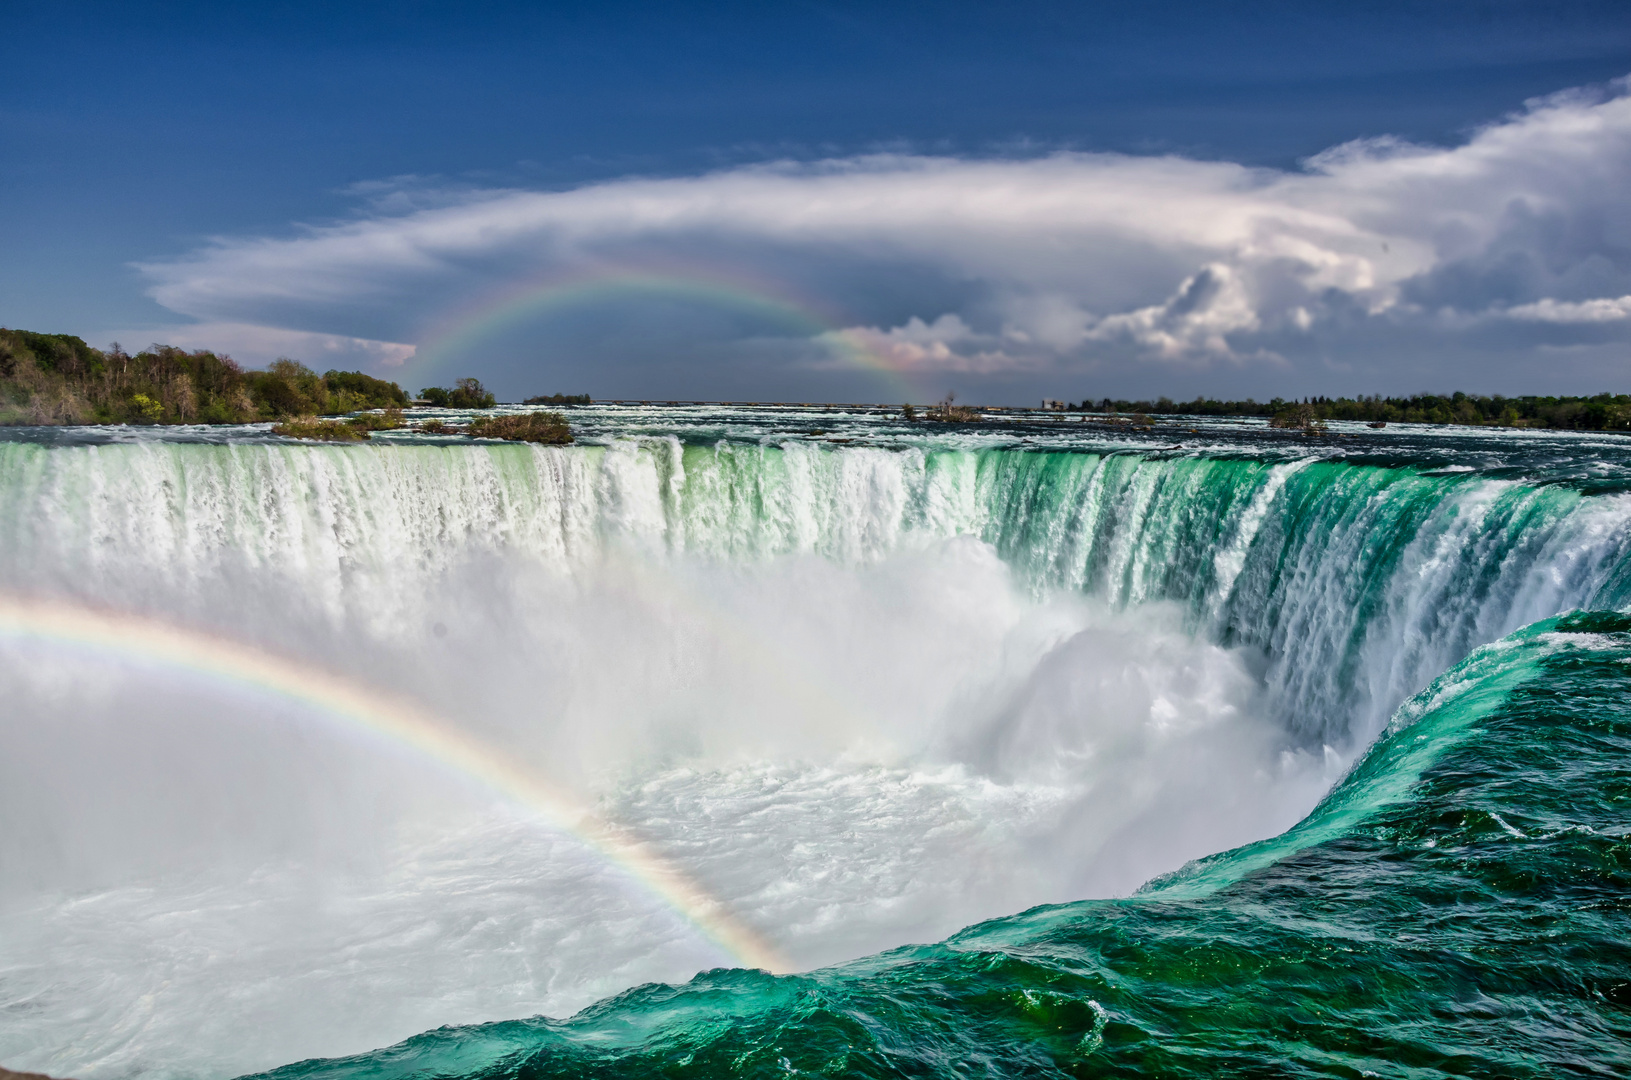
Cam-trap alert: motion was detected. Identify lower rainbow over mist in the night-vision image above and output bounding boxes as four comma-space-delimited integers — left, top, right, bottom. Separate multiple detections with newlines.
0, 592, 787, 974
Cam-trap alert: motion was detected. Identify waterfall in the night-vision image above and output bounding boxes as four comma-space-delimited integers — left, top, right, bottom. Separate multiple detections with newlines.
5, 433, 1631, 1078
4, 438, 1626, 743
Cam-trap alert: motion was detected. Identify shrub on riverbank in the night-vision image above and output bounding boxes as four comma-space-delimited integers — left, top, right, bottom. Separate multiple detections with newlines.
467, 411, 573, 444
1268, 402, 1328, 433
347, 407, 405, 431
270, 417, 369, 441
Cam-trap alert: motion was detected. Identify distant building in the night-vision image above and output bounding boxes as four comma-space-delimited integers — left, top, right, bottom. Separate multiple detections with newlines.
1041, 399, 1066, 411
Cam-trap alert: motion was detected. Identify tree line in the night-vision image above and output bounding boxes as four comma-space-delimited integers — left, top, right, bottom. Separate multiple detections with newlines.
0, 328, 408, 425
1067, 392, 1631, 430
0, 328, 592, 426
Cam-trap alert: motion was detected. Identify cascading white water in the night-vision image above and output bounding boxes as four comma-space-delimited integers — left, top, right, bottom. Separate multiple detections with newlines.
3, 434, 1629, 1079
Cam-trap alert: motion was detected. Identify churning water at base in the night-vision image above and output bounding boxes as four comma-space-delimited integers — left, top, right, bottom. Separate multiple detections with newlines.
2, 411, 1630, 1078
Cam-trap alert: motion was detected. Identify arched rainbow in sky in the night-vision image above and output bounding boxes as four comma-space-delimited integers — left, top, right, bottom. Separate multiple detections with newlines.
0, 592, 790, 974
406, 269, 925, 402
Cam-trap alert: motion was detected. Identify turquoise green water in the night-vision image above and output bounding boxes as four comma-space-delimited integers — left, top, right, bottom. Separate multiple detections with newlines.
248, 610, 1631, 1079
4, 415, 1631, 1077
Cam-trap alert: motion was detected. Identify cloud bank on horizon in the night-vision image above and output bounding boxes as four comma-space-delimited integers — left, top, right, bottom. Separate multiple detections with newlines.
133, 77, 1631, 401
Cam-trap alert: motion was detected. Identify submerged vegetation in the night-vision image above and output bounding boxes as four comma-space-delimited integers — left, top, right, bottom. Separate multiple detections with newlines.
1068, 392, 1631, 430
0, 327, 408, 425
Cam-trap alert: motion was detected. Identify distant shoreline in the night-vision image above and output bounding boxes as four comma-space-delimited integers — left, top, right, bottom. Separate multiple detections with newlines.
7, 327, 1629, 433
533, 395, 1631, 433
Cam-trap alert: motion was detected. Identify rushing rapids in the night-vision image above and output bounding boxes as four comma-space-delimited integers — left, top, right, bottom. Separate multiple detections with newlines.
1, 409, 1629, 1078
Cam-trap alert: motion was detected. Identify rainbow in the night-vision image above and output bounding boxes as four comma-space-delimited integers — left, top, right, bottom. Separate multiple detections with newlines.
407, 270, 925, 402
0, 592, 789, 974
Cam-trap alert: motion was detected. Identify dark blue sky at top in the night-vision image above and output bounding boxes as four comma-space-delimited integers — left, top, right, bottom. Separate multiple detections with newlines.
4, 1, 1631, 400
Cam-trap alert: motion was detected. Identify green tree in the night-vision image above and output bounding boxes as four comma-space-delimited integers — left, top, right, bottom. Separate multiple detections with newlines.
324, 369, 410, 410
130, 393, 164, 423
450, 377, 497, 409
246, 358, 329, 417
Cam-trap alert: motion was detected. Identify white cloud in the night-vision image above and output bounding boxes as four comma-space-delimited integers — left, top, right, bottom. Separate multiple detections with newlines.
1505, 295, 1631, 323
134, 76, 1631, 385
827, 314, 1032, 374
1085, 263, 1265, 361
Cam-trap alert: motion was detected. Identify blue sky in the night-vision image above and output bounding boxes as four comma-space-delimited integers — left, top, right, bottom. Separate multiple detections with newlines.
4, 1, 1631, 403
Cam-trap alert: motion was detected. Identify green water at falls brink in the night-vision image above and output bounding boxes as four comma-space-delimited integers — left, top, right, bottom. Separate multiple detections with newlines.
2, 433, 1631, 1078
3, 438, 1627, 746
